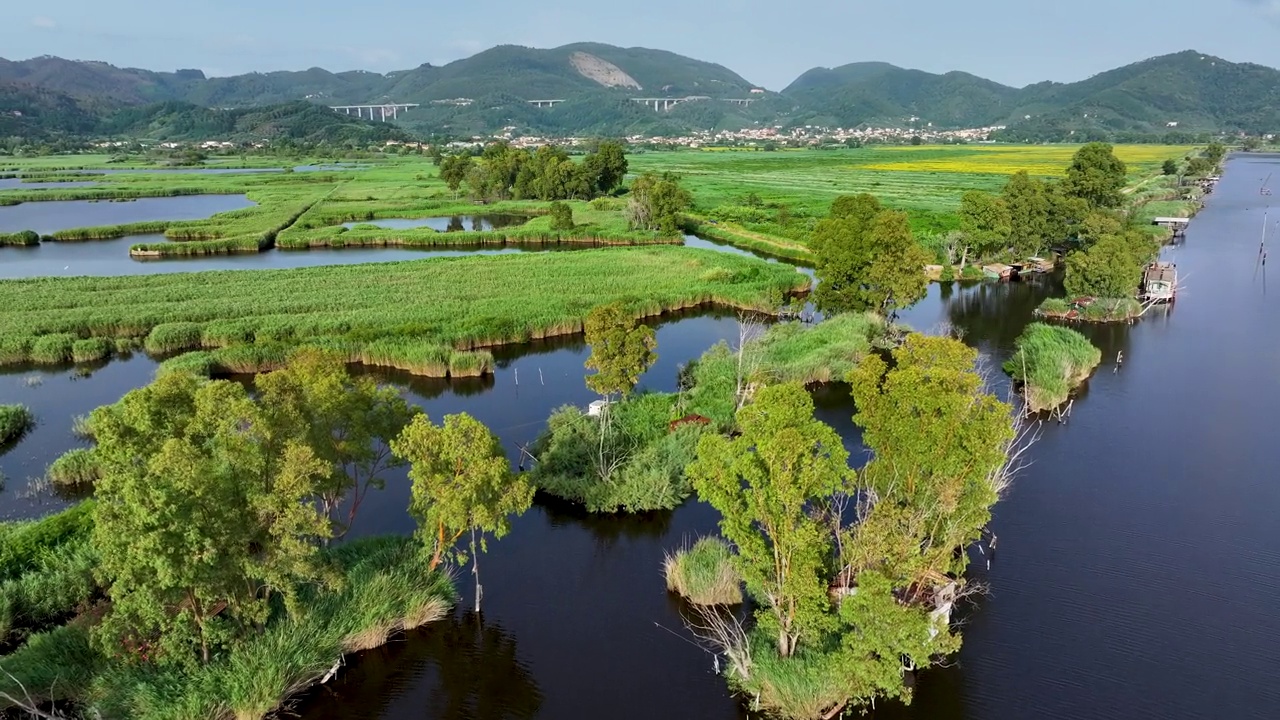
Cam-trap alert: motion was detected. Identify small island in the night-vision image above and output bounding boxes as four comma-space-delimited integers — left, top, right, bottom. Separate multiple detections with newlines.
1004, 323, 1102, 412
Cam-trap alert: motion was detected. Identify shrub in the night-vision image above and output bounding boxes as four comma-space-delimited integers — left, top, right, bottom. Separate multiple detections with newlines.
0, 404, 34, 445
664, 537, 742, 605
0, 230, 40, 247
1004, 323, 1102, 412
1038, 297, 1071, 315
960, 265, 985, 280
549, 201, 574, 231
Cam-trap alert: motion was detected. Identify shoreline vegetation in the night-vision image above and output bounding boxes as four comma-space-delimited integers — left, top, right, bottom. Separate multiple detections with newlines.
0, 247, 809, 377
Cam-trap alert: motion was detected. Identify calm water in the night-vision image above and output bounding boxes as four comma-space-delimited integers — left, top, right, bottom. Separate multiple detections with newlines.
341, 215, 530, 232
0, 195, 255, 236
0, 179, 97, 190
1, 155, 1277, 719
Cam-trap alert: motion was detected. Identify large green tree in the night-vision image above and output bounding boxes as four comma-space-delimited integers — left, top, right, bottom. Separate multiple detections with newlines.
391, 413, 534, 611
91, 373, 332, 667
583, 302, 658, 399
958, 190, 1012, 262
256, 348, 416, 538
582, 140, 629, 195
1001, 171, 1051, 257
1062, 142, 1128, 209
688, 383, 849, 658
812, 196, 929, 315
1063, 230, 1157, 298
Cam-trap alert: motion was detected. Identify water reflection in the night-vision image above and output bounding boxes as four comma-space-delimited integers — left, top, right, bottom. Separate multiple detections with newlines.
341, 215, 529, 233
296, 613, 542, 720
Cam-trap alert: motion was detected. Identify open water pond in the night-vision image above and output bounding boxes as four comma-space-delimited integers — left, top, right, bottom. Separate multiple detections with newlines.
2, 156, 1279, 720
340, 214, 530, 232
0, 194, 255, 236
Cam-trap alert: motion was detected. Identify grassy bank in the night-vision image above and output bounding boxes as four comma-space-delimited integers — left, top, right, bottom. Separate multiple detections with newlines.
0, 247, 808, 376
0, 532, 455, 720
1004, 323, 1102, 412
752, 313, 885, 384
1036, 297, 1145, 323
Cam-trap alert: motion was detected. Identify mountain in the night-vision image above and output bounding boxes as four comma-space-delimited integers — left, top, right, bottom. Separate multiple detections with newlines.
99, 101, 413, 144
785, 51, 1280, 135
782, 62, 1018, 128
1, 46, 1278, 140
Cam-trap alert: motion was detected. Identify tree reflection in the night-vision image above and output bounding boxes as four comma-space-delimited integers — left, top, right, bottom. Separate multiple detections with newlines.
297, 612, 541, 720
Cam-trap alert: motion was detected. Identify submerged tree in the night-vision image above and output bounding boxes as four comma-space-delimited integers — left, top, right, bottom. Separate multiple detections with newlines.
688, 383, 849, 658
256, 348, 417, 539
392, 413, 534, 611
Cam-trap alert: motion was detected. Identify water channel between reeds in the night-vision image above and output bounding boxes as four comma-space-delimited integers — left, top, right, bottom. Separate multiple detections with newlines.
1, 155, 1278, 719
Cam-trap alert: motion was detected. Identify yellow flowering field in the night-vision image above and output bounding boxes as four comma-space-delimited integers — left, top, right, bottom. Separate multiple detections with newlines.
859, 144, 1193, 177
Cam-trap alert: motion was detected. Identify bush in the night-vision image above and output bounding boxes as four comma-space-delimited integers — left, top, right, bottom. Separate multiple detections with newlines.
1037, 297, 1071, 315
960, 265, 985, 280
47, 448, 101, 487
549, 201, 574, 231
664, 537, 742, 605
0, 404, 34, 445
529, 397, 707, 513
0, 230, 39, 247
1004, 323, 1102, 412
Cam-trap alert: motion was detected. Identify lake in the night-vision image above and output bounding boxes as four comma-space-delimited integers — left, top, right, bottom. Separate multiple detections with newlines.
0, 194, 255, 235
1, 154, 1278, 720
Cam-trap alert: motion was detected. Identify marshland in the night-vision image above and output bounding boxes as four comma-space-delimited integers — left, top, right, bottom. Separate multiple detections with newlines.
2, 143, 1277, 720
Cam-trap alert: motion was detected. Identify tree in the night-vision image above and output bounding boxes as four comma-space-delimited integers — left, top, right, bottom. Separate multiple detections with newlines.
582, 140, 628, 195
91, 374, 332, 667
1063, 231, 1156, 298
1162, 159, 1179, 176
439, 154, 473, 196
958, 190, 1012, 262
583, 302, 657, 399
626, 172, 692, 234
1185, 157, 1214, 177
688, 383, 849, 657
847, 334, 1015, 582
1204, 141, 1227, 166
1044, 182, 1090, 248
1062, 142, 1128, 209
256, 348, 416, 539
548, 201, 574, 231
392, 413, 533, 612
1002, 171, 1051, 258
811, 196, 929, 315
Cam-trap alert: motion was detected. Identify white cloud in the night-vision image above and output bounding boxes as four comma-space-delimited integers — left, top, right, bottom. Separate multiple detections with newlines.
31, 16, 56, 29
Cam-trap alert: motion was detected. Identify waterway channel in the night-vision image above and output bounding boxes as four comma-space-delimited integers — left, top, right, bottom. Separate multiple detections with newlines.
1, 155, 1277, 719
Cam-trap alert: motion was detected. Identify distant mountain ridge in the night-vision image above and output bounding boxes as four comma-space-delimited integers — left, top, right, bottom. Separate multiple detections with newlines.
1, 45, 1278, 140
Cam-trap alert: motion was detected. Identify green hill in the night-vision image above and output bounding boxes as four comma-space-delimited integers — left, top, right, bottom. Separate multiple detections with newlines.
99, 101, 413, 144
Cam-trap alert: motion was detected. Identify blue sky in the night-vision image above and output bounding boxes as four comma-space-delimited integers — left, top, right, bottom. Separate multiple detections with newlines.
6, 0, 1280, 90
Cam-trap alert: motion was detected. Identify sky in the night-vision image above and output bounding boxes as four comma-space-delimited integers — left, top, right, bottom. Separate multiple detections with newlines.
5, 0, 1280, 90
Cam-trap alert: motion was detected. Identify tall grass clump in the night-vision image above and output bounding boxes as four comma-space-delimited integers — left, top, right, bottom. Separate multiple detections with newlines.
0, 539, 100, 648
72, 337, 114, 363
1004, 322, 1102, 412
0, 503, 96, 581
29, 333, 76, 364
144, 322, 205, 354
46, 448, 101, 487
664, 537, 742, 606
0, 404, 34, 445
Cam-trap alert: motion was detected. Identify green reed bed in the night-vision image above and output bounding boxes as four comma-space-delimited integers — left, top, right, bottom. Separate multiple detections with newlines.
0, 247, 807, 375
46, 449, 102, 488
752, 313, 886, 384
48, 222, 174, 242
664, 537, 743, 606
